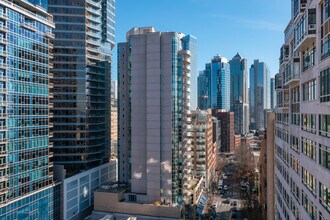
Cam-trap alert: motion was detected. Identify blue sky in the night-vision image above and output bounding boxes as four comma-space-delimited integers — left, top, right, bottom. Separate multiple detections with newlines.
113, 0, 291, 79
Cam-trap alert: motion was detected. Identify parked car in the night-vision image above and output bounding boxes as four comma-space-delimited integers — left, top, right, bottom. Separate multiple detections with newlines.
230, 201, 237, 206
223, 185, 228, 191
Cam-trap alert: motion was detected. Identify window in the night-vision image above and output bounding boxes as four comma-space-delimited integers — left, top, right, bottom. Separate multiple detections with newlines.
301, 137, 316, 160
290, 135, 300, 153
320, 68, 330, 102
302, 167, 316, 194
322, 0, 330, 23
302, 47, 316, 71
320, 115, 330, 137
302, 79, 316, 101
319, 182, 330, 213
302, 114, 316, 133
302, 192, 317, 219
321, 35, 330, 59
319, 144, 330, 170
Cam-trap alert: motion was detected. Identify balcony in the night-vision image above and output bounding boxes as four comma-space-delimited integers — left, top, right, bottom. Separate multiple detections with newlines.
0, 51, 8, 57
45, 31, 55, 39
183, 56, 191, 64
0, 38, 7, 45
182, 50, 191, 57
183, 87, 191, 93
0, 11, 8, 21
183, 64, 191, 72
275, 73, 283, 90
87, 39, 100, 46
279, 44, 289, 65
86, 0, 101, 9
294, 9, 316, 52
183, 72, 190, 78
87, 31, 101, 39
87, 15, 101, 24
0, 150, 6, 157
87, 6, 100, 16
87, 22, 100, 31
183, 79, 191, 86
21, 22, 38, 32
0, 25, 8, 33
284, 62, 300, 86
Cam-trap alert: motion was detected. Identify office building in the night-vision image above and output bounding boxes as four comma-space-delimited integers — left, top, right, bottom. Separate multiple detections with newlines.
213, 110, 234, 152
48, 0, 115, 175
198, 55, 230, 111
0, 1, 55, 218
118, 27, 196, 206
275, 1, 330, 220
229, 53, 249, 135
270, 77, 276, 109
197, 71, 208, 110
190, 110, 216, 190
249, 59, 270, 130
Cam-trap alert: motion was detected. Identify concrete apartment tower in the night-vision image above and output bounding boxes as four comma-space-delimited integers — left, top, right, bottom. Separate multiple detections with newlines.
190, 110, 216, 190
118, 27, 196, 204
229, 53, 249, 134
275, 1, 330, 220
0, 1, 55, 218
249, 59, 270, 130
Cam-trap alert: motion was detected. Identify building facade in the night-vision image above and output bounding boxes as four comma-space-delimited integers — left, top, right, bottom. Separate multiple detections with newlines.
249, 59, 270, 130
270, 77, 276, 110
275, 1, 330, 220
229, 53, 249, 135
0, 0, 55, 219
190, 110, 216, 190
111, 80, 118, 156
118, 27, 195, 205
48, 0, 115, 175
198, 55, 230, 111
213, 110, 234, 152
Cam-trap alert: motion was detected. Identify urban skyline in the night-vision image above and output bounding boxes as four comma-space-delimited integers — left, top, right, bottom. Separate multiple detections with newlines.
1, 0, 329, 219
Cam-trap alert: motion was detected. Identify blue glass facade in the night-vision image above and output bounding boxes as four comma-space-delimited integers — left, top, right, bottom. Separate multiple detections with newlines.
48, 0, 115, 175
249, 60, 270, 130
0, 0, 54, 219
198, 55, 230, 111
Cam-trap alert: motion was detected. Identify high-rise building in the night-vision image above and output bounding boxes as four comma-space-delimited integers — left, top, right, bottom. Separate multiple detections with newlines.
229, 53, 249, 134
249, 59, 270, 130
197, 71, 208, 110
198, 55, 230, 111
48, 0, 115, 175
0, 1, 55, 218
118, 27, 195, 205
111, 80, 118, 156
270, 77, 276, 109
275, 1, 330, 220
213, 110, 234, 152
190, 110, 216, 190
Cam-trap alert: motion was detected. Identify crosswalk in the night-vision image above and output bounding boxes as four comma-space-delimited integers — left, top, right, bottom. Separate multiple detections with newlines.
223, 191, 242, 197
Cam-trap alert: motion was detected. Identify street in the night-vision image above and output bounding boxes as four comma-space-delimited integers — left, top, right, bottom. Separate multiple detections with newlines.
206, 154, 254, 220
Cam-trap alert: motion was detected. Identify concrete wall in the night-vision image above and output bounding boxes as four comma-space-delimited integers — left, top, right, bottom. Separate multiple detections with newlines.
94, 191, 181, 219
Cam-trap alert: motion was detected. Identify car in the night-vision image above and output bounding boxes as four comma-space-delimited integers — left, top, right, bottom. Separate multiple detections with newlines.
212, 203, 217, 209
223, 198, 230, 204
223, 185, 228, 190
230, 201, 237, 206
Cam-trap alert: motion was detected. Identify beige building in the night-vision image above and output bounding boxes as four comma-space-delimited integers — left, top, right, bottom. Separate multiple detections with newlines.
190, 110, 216, 189
275, 1, 330, 219
258, 112, 275, 220
110, 80, 118, 156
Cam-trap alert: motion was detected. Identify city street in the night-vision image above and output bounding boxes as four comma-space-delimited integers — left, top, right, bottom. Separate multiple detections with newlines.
207, 154, 251, 220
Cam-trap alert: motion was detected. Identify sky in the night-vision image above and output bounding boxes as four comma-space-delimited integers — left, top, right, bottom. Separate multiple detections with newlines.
113, 0, 291, 79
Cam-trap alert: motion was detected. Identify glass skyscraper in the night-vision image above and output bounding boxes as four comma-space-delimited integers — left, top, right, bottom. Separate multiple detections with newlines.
249, 59, 270, 130
229, 53, 249, 134
0, 0, 54, 219
198, 55, 230, 111
48, 0, 115, 175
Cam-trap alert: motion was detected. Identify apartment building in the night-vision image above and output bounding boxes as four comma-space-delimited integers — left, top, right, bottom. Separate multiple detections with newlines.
275, 1, 330, 219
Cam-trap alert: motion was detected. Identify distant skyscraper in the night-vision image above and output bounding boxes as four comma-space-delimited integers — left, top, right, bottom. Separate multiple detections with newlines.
229, 53, 249, 134
197, 71, 208, 110
198, 55, 230, 111
48, 0, 115, 175
249, 59, 270, 130
187, 36, 198, 110
270, 77, 276, 109
118, 27, 195, 204
0, 1, 54, 219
